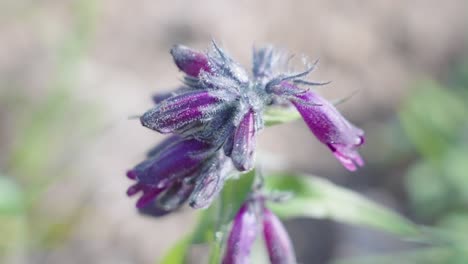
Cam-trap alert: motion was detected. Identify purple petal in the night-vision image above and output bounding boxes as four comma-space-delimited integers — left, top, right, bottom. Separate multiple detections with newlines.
263, 207, 297, 264
230, 109, 256, 171
137, 138, 213, 186
287, 84, 364, 171
141, 90, 221, 134
171, 45, 211, 77
189, 153, 233, 209
222, 203, 258, 264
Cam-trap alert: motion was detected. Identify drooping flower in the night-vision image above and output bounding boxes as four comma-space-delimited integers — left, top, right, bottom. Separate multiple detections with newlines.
266, 80, 364, 170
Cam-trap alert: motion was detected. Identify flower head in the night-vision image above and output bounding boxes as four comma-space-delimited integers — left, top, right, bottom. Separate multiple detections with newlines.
129, 41, 366, 215
140, 41, 364, 172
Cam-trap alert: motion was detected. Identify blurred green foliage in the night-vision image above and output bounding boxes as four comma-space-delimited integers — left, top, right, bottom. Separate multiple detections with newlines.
0, 0, 100, 261
336, 60, 468, 264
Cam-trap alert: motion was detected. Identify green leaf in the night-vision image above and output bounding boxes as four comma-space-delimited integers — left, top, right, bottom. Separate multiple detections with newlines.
264, 173, 420, 237
399, 80, 468, 164
264, 107, 301, 127
159, 235, 192, 264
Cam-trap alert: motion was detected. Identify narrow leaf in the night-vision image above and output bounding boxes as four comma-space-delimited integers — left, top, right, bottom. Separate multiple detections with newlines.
265, 173, 420, 237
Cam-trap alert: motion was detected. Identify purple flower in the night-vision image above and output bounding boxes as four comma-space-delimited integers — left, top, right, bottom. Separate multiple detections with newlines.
292, 90, 364, 171
142, 41, 266, 172
222, 202, 258, 264
132, 42, 366, 216
126, 135, 236, 215
266, 76, 364, 171
262, 207, 297, 264
271, 81, 364, 171
151, 42, 365, 172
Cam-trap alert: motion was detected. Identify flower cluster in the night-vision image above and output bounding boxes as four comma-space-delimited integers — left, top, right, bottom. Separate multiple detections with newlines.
126, 41, 365, 215
223, 197, 296, 264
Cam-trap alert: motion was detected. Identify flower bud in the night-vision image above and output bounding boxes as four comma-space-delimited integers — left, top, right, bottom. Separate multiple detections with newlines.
262, 207, 297, 264
141, 90, 222, 134
229, 109, 256, 171
222, 203, 258, 264
171, 45, 211, 77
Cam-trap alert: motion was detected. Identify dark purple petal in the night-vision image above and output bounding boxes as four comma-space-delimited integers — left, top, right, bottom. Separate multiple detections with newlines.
141, 90, 221, 134
156, 181, 195, 211
171, 45, 211, 77
189, 153, 233, 209
138, 138, 213, 186
222, 203, 258, 264
230, 109, 256, 171
263, 207, 297, 264
286, 84, 364, 171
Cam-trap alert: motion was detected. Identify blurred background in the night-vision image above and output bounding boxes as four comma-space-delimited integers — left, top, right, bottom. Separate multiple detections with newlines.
1, 0, 468, 263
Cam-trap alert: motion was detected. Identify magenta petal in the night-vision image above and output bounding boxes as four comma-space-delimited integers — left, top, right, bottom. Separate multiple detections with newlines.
231, 109, 256, 171
263, 207, 297, 264
171, 45, 211, 77
141, 90, 220, 134
289, 85, 365, 171
222, 203, 258, 264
